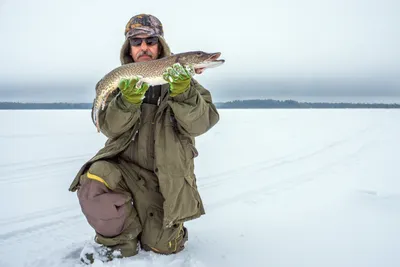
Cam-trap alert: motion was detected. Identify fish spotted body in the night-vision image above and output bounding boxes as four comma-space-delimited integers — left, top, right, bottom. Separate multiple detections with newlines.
93, 51, 225, 132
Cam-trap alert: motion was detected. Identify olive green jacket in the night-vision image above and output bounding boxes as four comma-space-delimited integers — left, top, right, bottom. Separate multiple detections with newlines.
69, 79, 220, 228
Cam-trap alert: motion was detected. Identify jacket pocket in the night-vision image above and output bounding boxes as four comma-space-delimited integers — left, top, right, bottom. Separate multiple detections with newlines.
141, 205, 163, 247
141, 205, 177, 246
184, 174, 196, 188
187, 143, 199, 159
181, 139, 198, 160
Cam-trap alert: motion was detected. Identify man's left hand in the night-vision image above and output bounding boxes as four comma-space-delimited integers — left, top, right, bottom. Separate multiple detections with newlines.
163, 63, 195, 97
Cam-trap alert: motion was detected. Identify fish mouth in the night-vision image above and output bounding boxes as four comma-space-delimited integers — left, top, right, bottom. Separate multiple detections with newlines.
195, 52, 225, 70
209, 52, 222, 61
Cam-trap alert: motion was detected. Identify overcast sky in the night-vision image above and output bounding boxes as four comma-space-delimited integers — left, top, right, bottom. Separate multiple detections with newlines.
0, 0, 399, 102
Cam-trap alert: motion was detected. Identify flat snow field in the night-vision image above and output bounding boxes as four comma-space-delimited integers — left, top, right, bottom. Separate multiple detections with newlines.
1, 109, 399, 267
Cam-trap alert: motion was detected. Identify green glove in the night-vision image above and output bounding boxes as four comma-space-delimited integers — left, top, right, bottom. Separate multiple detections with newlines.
118, 76, 149, 104
163, 63, 194, 97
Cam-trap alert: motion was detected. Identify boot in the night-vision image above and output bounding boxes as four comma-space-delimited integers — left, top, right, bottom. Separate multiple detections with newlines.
80, 238, 138, 264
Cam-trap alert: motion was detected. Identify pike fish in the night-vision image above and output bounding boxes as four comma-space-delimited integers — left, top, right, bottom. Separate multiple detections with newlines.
92, 51, 225, 132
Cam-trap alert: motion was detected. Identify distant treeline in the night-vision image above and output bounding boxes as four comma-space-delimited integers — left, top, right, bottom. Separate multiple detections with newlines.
0, 102, 92, 109
1, 99, 400, 109
216, 99, 400, 109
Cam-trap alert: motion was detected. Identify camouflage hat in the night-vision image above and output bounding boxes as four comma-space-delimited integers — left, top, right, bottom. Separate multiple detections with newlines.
120, 14, 171, 65
124, 14, 164, 38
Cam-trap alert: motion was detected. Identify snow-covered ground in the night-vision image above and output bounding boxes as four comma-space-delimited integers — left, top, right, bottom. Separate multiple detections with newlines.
1, 109, 399, 267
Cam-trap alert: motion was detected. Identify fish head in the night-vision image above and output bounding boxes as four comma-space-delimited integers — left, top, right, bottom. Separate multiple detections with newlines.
176, 51, 225, 72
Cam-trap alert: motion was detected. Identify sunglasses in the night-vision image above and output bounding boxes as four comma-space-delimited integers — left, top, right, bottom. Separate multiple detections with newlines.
129, 36, 159, 47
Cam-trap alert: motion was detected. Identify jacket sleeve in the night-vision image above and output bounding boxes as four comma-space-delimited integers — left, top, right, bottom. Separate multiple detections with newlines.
94, 89, 141, 139
167, 79, 220, 137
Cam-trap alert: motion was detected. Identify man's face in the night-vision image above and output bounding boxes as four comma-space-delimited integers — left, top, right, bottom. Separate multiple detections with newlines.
129, 34, 160, 62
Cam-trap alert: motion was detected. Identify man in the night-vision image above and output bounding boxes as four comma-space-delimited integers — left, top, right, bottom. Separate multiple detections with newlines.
68, 14, 220, 264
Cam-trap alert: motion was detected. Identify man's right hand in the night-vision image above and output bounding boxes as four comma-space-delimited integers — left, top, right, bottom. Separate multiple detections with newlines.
119, 77, 150, 104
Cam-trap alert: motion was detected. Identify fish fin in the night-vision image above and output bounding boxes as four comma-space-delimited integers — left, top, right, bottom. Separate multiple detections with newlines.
96, 118, 100, 132
96, 90, 113, 133
92, 107, 100, 132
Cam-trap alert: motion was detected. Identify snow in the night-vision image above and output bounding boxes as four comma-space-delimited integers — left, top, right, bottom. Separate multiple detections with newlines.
1, 109, 400, 267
